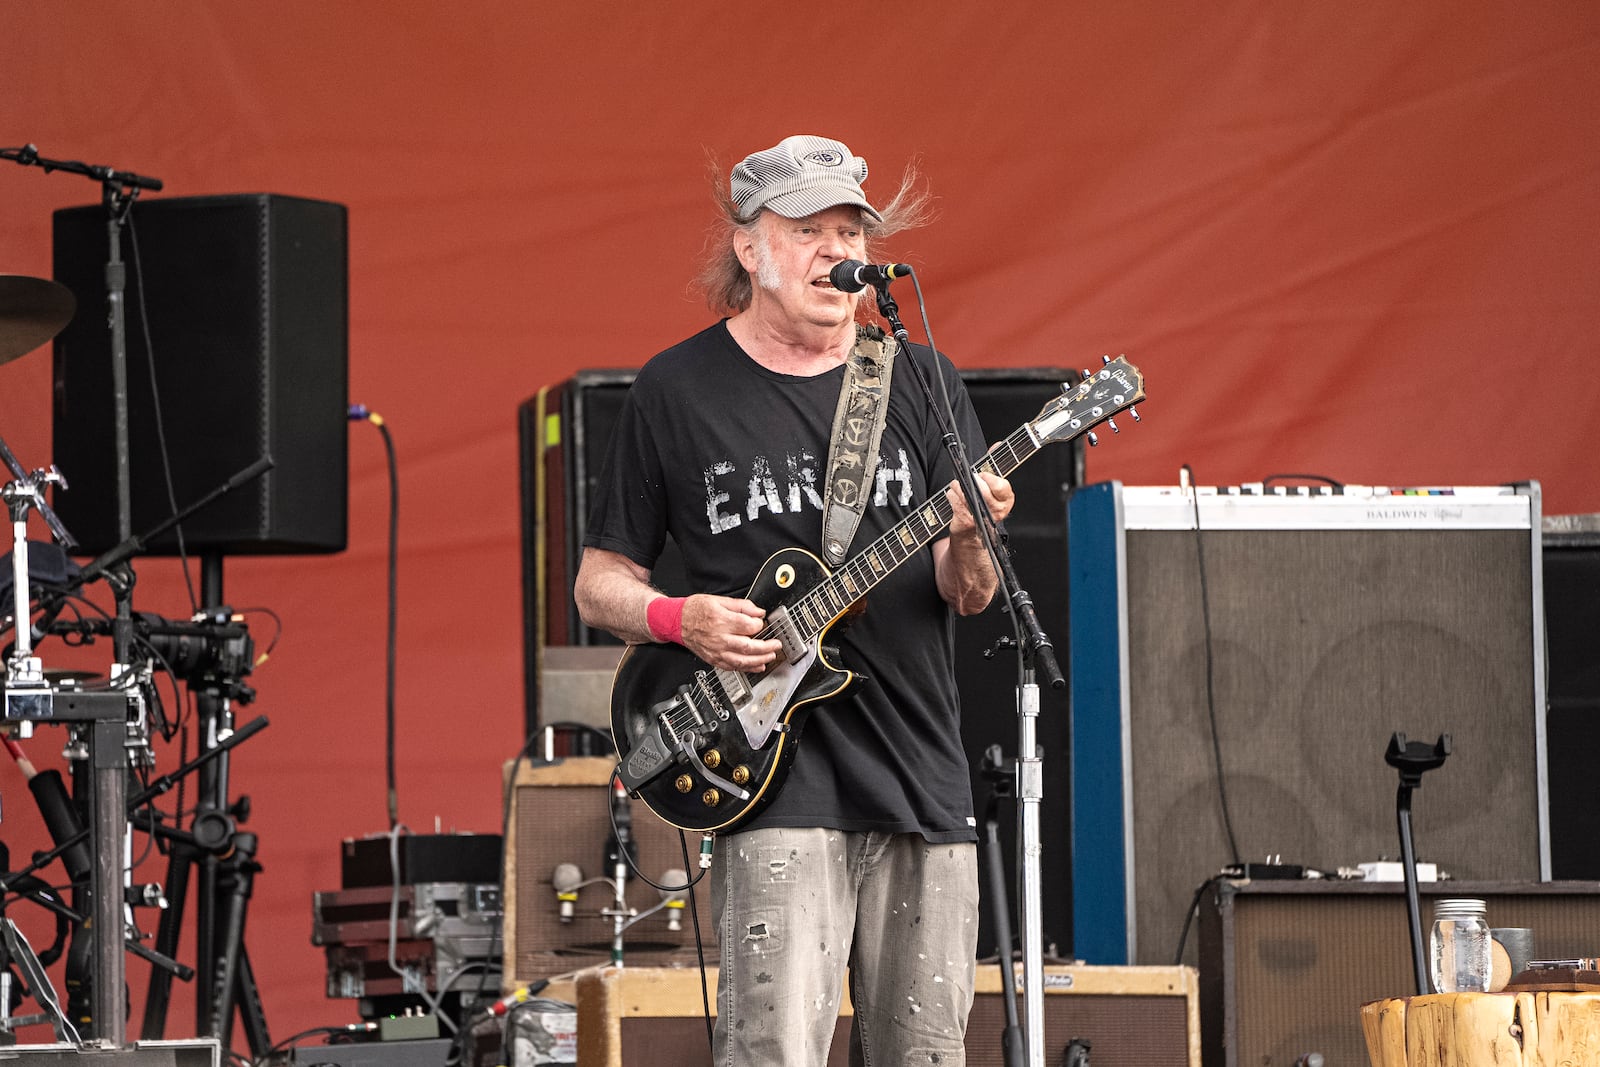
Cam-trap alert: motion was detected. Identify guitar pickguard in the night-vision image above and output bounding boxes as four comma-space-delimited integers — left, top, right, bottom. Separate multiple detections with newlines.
736, 643, 817, 748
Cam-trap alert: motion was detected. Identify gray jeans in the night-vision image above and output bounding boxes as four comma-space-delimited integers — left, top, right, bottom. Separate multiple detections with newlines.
712, 826, 979, 1066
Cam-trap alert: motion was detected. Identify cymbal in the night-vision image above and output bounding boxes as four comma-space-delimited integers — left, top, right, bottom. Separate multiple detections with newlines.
0, 275, 76, 366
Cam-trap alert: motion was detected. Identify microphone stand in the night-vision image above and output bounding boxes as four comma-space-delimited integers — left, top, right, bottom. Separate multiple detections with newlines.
1385, 733, 1451, 996
872, 281, 1063, 1067
3, 143, 163, 1048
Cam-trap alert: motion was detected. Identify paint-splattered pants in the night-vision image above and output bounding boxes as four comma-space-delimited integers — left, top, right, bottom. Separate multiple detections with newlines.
712, 826, 979, 1066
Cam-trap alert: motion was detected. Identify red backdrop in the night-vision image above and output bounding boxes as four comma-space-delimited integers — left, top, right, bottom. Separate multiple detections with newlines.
2, 0, 1597, 1047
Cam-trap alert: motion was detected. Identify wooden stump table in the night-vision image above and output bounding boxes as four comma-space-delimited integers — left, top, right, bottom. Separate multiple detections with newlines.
1361, 992, 1600, 1066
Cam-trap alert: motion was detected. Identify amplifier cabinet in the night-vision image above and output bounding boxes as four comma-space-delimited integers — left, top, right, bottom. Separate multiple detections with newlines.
1069, 482, 1548, 967
502, 757, 712, 989
573, 964, 1197, 1067
967, 965, 1199, 1067
575, 965, 850, 1067
1197, 879, 1600, 1067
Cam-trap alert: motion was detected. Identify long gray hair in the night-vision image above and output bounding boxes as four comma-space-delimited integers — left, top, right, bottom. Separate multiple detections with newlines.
696, 158, 933, 315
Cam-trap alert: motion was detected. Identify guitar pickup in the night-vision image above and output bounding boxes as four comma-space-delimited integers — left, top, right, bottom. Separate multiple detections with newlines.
765, 604, 808, 664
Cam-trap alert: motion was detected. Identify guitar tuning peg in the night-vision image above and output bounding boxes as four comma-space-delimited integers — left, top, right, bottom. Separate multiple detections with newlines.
1079, 369, 1091, 381
1107, 418, 1120, 434
1129, 406, 1141, 423
1087, 431, 1099, 447
1101, 354, 1112, 365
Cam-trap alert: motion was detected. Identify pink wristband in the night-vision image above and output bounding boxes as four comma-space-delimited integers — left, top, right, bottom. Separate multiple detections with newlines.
646, 595, 687, 645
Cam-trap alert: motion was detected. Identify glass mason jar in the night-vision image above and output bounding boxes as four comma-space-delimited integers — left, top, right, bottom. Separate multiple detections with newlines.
1431, 897, 1492, 993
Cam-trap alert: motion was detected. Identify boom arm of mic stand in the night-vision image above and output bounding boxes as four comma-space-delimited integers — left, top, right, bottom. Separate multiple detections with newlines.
71, 457, 274, 593
870, 286, 1062, 688
1, 143, 164, 192
130, 714, 269, 808
0, 716, 270, 894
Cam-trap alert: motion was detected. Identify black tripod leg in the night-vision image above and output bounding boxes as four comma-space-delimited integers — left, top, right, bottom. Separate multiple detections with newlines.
141, 838, 194, 1039
235, 946, 272, 1060
195, 850, 219, 1030
984, 811, 1026, 1067
206, 832, 259, 1056
978, 745, 1026, 1067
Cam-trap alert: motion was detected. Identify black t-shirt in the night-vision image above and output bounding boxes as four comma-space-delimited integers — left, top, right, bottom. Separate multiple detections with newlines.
585, 320, 989, 843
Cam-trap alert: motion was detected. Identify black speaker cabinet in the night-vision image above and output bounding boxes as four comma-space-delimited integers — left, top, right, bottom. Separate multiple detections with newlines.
518, 369, 1084, 954
572, 963, 1196, 1067
52, 194, 349, 555
501, 756, 713, 988
1542, 519, 1600, 879
1197, 880, 1600, 1067
1068, 483, 1548, 966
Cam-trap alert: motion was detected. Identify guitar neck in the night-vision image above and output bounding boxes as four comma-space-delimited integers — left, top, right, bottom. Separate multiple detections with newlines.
786, 424, 1044, 642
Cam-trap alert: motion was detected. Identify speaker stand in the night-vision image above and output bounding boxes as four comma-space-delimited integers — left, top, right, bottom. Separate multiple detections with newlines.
140, 553, 273, 1061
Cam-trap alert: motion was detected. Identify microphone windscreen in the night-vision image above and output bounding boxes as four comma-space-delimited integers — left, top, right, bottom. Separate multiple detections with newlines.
828, 260, 867, 293
552, 862, 584, 893
660, 868, 689, 902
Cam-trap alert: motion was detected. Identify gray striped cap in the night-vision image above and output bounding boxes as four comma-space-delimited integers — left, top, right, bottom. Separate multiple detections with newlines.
730, 135, 882, 223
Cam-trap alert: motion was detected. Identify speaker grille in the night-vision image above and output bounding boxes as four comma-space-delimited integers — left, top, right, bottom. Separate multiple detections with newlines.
1070, 485, 1547, 966
503, 758, 713, 987
1199, 881, 1600, 1067
52, 194, 348, 555
575, 963, 1196, 1066
1129, 526, 1541, 963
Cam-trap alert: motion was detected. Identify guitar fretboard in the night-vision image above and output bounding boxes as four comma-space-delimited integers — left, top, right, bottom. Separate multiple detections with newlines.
779, 424, 1044, 641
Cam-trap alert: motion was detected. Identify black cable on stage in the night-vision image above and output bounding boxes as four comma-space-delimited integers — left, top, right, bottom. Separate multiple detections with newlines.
1184, 465, 1242, 867
127, 212, 199, 614
349, 406, 401, 830
1172, 876, 1221, 965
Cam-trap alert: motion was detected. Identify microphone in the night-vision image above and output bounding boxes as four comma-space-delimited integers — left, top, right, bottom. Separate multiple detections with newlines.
659, 867, 688, 931
828, 260, 913, 293
604, 777, 637, 881
552, 862, 583, 922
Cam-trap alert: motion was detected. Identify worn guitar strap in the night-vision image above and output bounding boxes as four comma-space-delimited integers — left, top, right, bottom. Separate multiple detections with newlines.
820, 323, 896, 567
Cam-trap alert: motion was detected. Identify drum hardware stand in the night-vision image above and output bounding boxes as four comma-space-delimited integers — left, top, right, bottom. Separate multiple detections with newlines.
8, 458, 273, 1053
2, 143, 163, 1050
0, 435, 136, 1048
1386, 732, 1452, 996
9, 144, 265, 1057
0, 915, 79, 1043
873, 279, 1066, 1067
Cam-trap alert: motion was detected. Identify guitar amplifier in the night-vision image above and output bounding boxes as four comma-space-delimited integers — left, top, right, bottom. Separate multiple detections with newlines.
1068, 483, 1548, 967
1197, 879, 1600, 1067
571, 963, 1197, 1067
501, 756, 714, 990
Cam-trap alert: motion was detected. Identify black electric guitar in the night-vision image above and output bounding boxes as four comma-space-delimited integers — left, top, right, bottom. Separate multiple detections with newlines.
611, 357, 1146, 833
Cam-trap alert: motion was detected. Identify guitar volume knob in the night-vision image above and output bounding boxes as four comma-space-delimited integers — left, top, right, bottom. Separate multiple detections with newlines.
675, 775, 694, 794
701, 788, 721, 807
731, 765, 751, 786
702, 749, 723, 769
